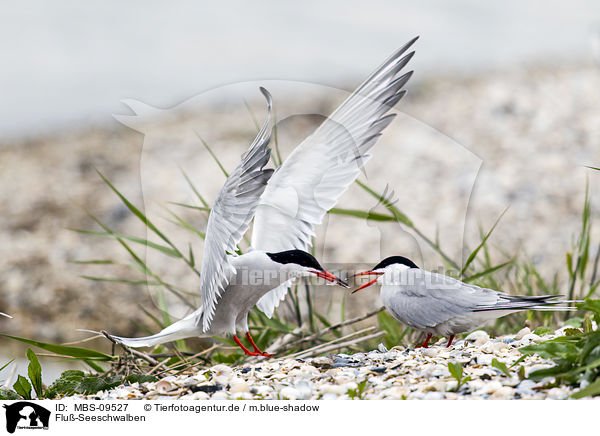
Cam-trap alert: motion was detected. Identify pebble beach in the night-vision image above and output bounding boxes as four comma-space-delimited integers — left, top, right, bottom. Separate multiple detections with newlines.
68, 326, 589, 401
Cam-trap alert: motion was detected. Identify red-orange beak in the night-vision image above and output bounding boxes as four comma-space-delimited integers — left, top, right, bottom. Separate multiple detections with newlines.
313, 270, 349, 288
352, 271, 383, 294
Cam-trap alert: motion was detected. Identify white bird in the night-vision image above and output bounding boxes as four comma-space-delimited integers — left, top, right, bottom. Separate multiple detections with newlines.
109, 88, 347, 356
0, 312, 11, 318
353, 256, 576, 347
109, 35, 418, 355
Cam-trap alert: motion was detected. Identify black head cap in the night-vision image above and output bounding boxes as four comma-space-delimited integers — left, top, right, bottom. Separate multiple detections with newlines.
372, 256, 418, 270
267, 249, 324, 271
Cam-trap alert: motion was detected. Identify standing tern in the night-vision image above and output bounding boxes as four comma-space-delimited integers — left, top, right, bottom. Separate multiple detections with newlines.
353, 256, 576, 347
108, 88, 347, 356
106, 35, 418, 355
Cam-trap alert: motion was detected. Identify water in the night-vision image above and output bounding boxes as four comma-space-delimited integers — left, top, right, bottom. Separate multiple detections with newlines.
0, 0, 598, 139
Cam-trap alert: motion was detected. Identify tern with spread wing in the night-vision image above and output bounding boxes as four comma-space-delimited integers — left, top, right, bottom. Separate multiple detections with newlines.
109, 88, 346, 356
108, 36, 418, 356
354, 256, 576, 347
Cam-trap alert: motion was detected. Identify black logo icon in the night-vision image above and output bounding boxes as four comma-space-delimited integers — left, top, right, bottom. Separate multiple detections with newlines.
3, 402, 50, 433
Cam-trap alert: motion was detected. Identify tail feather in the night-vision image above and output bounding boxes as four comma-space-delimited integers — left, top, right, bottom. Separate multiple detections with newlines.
81, 312, 204, 348
475, 295, 581, 313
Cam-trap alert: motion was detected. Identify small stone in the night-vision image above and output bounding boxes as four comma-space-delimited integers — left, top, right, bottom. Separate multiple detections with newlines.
321, 393, 339, 400
519, 333, 542, 344
255, 385, 273, 396
479, 380, 503, 395
515, 327, 531, 340
465, 330, 490, 346
189, 384, 222, 394
490, 386, 514, 399
311, 356, 334, 369
516, 380, 536, 396
280, 386, 300, 400
491, 342, 509, 353
320, 384, 346, 395
383, 386, 410, 399
229, 380, 250, 393
424, 392, 445, 400
476, 354, 493, 366
378, 343, 389, 353
294, 380, 313, 400
421, 348, 439, 357
211, 391, 229, 400
183, 391, 210, 400
155, 380, 174, 394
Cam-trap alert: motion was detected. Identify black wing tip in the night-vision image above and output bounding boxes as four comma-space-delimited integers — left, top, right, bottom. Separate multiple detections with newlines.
397, 36, 419, 56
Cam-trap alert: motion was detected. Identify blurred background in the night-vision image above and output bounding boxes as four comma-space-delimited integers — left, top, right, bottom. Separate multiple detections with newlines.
1, 1, 600, 380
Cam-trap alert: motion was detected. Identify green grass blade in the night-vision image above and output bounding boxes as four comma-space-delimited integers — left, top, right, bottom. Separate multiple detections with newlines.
197, 135, 229, 177
95, 169, 182, 251
26, 349, 43, 398
462, 260, 513, 283
0, 359, 14, 373
355, 180, 413, 226
13, 375, 32, 399
168, 202, 211, 212
329, 208, 396, 221
71, 229, 181, 258
70, 259, 115, 265
1, 334, 114, 361
79, 276, 161, 286
180, 168, 209, 208
459, 207, 508, 277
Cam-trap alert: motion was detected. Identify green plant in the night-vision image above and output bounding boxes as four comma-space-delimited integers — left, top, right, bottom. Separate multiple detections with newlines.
491, 358, 511, 377
448, 361, 471, 392
519, 299, 600, 398
347, 379, 368, 399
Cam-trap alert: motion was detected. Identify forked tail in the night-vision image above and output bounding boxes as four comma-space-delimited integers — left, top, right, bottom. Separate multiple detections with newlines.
475, 294, 580, 313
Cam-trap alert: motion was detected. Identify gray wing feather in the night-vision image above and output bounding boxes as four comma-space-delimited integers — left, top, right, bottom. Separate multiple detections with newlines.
253, 38, 418, 316
385, 270, 502, 330
199, 88, 274, 331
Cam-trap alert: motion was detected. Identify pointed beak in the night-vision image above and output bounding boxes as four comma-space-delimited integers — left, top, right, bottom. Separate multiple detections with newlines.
352, 271, 383, 294
313, 270, 349, 288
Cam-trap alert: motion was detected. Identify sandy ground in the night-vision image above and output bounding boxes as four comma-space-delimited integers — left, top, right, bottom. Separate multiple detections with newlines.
1, 61, 599, 348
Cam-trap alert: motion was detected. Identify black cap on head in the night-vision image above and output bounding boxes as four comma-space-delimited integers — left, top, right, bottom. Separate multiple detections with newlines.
372, 256, 418, 270
267, 249, 324, 271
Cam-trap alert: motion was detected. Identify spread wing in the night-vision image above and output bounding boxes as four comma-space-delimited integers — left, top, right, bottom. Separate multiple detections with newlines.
251, 37, 418, 317
199, 88, 275, 331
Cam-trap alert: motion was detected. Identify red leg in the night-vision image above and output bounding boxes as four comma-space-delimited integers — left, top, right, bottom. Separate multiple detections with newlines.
233, 335, 260, 356
246, 332, 273, 357
446, 335, 455, 347
416, 333, 432, 348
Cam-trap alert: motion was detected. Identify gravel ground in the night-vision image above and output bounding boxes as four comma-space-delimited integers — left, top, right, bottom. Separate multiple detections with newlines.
69, 326, 592, 400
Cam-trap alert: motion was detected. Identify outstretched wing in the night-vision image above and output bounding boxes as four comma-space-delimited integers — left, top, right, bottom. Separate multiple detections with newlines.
199, 88, 275, 331
251, 37, 418, 317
